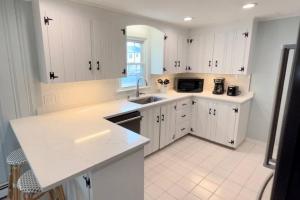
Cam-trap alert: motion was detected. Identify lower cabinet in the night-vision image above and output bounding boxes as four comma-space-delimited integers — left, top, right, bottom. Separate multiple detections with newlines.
191, 97, 251, 148
140, 99, 192, 156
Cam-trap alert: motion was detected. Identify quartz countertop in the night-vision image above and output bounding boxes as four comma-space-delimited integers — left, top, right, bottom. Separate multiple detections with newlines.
9, 90, 253, 191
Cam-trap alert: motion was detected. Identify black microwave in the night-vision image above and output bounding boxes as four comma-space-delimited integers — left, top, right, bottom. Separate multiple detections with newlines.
175, 78, 204, 93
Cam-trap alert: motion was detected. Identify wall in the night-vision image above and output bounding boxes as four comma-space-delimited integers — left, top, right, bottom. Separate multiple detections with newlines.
0, 0, 40, 186
247, 17, 300, 141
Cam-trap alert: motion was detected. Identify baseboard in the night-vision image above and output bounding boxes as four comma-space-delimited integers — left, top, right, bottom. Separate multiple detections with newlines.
0, 183, 8, 199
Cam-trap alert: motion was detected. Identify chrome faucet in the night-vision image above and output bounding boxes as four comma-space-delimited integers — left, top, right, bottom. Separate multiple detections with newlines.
136, 77, 148, 98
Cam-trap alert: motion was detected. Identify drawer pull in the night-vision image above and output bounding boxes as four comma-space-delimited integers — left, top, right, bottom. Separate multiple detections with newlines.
181, 128, 186, 131
182, 103, 187, 106
181, 115, 186, 118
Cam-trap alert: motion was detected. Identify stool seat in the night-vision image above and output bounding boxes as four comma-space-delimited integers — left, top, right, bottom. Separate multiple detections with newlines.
17, 170, 41, 194
7, 148, 27, 166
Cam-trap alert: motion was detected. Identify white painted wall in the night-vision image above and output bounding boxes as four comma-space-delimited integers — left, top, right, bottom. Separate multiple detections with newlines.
247, 17, 300, 141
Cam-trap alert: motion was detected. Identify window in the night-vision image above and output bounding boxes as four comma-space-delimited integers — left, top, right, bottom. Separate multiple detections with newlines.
120, 39, 146, 89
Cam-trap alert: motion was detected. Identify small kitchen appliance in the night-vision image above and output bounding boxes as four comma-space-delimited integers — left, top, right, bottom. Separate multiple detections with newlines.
175, 78, 204, 93
227, 85, 240, 96
212, 78, 225, 95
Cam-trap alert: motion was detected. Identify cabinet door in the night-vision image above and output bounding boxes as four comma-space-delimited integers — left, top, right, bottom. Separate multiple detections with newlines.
187, 36, 201, 73
191, 99, 210, 139
231, 28, 249, 74
104, 21, 127, 79
202, 33, 215, 73
41, 6, 67, 83
214, 103, 238, 147
212, 31, 227, 74
177, 34, 188, 72
207, 102, 217, 141
160, 103, 177, 148
92, 19, 112, 80
140, 107, 161, 156
164, 31, 178, 74
73, 15, 93, 81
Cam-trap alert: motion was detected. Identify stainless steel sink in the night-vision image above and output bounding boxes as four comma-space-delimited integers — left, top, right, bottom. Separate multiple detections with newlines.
129, 96, 164, 105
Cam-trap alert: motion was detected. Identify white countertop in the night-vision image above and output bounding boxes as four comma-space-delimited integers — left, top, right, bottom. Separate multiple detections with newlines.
10, 91, 253, 191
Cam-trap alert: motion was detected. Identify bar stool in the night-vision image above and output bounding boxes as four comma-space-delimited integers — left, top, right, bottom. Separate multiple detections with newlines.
17, 170, 65, 200
7, 148, 27, 200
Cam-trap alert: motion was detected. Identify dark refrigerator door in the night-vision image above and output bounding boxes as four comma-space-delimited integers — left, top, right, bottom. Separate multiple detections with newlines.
271, 29, 300, 199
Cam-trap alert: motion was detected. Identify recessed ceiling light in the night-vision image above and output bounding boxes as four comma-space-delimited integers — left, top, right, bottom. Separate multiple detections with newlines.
243, 3, 257, 9
184, 17, 193, 22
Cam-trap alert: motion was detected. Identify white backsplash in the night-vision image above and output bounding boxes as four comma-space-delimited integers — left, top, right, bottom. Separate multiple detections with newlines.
39, 73, 250, 114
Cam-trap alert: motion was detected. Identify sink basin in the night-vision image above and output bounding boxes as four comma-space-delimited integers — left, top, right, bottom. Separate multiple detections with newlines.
129, 96, 164, 105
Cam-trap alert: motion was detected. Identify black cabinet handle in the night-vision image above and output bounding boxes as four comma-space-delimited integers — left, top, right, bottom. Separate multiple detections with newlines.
157, 116, 160, 123
215, 60, 218, 67
213, 109, 216, 116
208, 60, 212, 67
122, 68, 126, 75
181, 128, 186, 131
49, 72, 59, 80
161, 114, 165, 121
178, 60, 181, 67
163, 67, 167, 72
83, 176, 91, 189
174, 61, 178, 67
97, 61, 100, 70
209, 108, 212, 115
181, 115, 186, 118
182, 103, 187, 106
88, 61, 92, 70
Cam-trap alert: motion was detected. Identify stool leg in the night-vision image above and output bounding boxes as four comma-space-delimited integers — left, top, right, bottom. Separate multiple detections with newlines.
55, 186, 65, 200
49, 189, 56, 200
11, 165, 21, 200
23, 193, 34, 200
8, 165, 13, 199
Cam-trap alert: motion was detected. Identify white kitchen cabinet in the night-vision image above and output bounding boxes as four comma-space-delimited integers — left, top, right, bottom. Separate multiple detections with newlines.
164, 31, 188, 74
140, 107, 161, 156
231, 27, 252, 74
160, 102, 177, 148
191, 97, 251, 148
33, 0, 127, 83
188, 20, 255, 75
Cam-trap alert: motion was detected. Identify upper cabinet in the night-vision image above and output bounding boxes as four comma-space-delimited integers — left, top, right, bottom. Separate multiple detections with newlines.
164, 31, 188, 74
33, 0, 127, 83
187, 20, 255, 75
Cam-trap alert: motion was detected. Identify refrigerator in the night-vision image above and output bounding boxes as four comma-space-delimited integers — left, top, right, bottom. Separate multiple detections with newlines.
258, 28, 300, 199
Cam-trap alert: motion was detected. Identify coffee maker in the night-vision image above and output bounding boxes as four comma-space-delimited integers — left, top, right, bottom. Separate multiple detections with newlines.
213, 78, 225, 95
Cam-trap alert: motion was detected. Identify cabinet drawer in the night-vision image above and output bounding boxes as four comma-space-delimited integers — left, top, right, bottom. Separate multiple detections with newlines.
176, 107, 191, 122
176, 98, 192, 110
176, 121, 190, 138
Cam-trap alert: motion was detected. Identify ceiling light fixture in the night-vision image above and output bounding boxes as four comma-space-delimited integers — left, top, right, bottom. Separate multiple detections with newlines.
184, 17, 193, 22
243, 3, 257, 9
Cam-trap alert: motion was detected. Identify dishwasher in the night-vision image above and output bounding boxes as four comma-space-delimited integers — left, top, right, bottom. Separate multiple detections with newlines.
106, 111, 142, 134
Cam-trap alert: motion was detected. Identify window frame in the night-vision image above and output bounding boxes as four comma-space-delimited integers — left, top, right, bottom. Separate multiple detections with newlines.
118, 37, 149, 91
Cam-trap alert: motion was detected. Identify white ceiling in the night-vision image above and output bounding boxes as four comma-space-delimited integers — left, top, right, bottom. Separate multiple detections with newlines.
80, 0, 300, 27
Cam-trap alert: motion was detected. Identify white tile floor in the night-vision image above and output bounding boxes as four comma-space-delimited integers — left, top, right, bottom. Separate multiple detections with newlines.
144, 135, 273, 200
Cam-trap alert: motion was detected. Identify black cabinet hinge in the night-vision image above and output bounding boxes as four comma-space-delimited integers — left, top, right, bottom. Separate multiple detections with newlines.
49, 72, 59, 80
238, 66, 245, 72
83, 176, 91, 189
164, 35, 168, 40
44, 16, 53, 25
243, 32, 249, 38
174, 105, 177, 110
233, 108, 239, 113
163, 67, 167, 72
229, 140, 235, 145
121, 28, 126, 35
